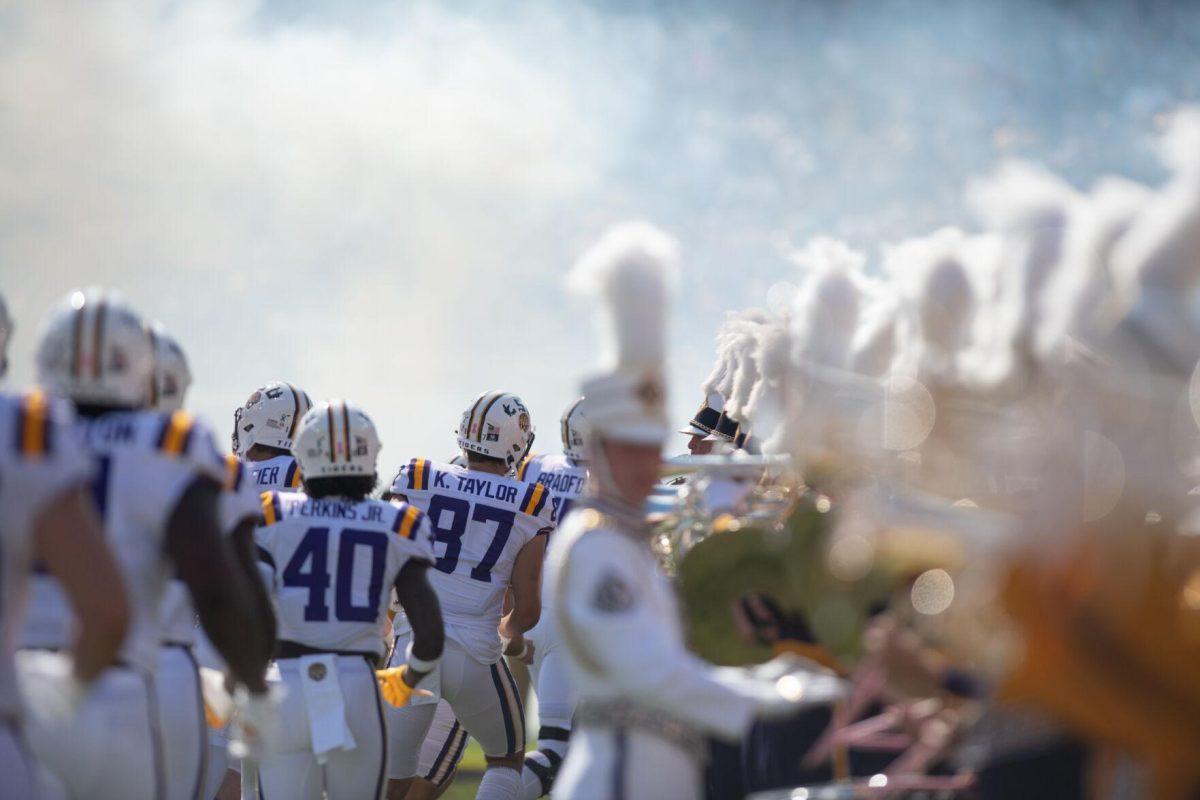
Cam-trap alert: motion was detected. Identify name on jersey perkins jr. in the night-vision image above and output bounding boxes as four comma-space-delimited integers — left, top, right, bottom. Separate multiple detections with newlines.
284, 497, 388, 523
433, 469, 521, 505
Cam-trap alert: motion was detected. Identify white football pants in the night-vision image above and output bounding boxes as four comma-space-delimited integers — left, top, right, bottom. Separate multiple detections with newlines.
17, 651, 164, 800
156, 645, 206, 800
416, 700, 469, 790
386, 635, 525, 779
257, 655, 387, 800
0, 721, 39, 800
522, 613, 574, 798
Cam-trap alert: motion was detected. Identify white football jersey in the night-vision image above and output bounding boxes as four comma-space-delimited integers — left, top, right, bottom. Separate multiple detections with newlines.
159, 453, 263, 645
0, 391, 92, 717
517, 453, 588, 525
21, 409, 225, 672
256, 491, 434, 657
245, 453, 303, 492
390, 458, 555, 663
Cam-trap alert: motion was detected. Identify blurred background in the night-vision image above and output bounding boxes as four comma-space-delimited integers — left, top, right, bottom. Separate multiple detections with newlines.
2, 0, 1198, 468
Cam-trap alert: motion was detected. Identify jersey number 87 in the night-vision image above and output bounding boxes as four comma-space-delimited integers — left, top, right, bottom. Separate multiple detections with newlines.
426, 495, 512, 583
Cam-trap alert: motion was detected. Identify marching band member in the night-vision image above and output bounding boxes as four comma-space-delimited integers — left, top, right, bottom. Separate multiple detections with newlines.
547, 223, 822, 799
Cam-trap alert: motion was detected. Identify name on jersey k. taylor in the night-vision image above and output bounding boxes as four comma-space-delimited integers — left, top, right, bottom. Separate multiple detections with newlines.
432, 468, 520, 505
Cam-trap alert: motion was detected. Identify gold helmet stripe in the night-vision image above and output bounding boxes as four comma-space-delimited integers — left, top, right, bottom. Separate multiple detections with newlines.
70, 295, 86, 378
145, 324, 159, 407
340, 400, 352, 463
325, 401, 337, 464
284, 382, 302, 440
465, 392, 489, 442
476, 392, 504, 443
90, 298, 107, 379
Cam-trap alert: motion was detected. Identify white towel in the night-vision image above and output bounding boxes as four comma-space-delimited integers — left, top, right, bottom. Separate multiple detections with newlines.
297, 655, 356, 760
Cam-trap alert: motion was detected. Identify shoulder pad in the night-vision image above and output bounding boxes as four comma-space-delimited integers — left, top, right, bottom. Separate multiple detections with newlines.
390, 503, 426, 540
399, 457, 433, 492
518, 480, 552, 518
13, 389, 54, 459
284, 457, 302, 489
516, 453, 538, 481
223, 453, 244, 492
155, 410, 197, 456
259, 490, 283, 525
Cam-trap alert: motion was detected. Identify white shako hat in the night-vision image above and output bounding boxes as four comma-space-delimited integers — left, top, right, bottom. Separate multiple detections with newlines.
569, 221, 679, 445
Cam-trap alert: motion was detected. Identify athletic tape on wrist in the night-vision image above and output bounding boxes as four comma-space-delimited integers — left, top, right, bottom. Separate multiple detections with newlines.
405, 641, 441, 674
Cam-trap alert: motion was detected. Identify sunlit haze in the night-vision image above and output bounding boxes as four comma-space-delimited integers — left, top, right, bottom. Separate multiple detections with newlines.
3, 0, 1197, 470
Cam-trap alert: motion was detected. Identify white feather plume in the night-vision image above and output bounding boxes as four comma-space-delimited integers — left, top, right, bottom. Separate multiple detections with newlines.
1108, 108, 1200, 373
566, 221, 680, 371
788, 236, 870, 371
883, 227, 978, 384
964, 163, 1077, 389
1035, 176, 1150, 358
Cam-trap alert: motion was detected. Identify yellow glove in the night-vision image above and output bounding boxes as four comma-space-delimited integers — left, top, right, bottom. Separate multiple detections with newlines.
376, 666, 426, 708
204, 700, 227, 729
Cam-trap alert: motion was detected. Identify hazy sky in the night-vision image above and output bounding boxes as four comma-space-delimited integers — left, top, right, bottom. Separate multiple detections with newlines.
2, 0, 1198, 469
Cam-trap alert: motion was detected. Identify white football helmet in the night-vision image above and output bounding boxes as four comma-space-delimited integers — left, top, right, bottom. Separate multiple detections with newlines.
147, 322, 192, 412
561, 397, 589, 463
0, 292, 11, 377
293, 400, 381, 479
456, 391, 535, 470
232, 380, 313, 456
35, 288, 154, 407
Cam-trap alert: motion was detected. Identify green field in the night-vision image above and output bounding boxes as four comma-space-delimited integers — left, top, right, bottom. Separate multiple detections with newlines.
443, 773, 483, 799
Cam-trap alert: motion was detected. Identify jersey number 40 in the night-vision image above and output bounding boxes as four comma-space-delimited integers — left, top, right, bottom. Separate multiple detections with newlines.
281, 527, 387, 622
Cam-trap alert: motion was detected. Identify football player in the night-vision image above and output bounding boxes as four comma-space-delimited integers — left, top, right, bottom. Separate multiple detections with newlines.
0, 294, 131, 799
385, 391, 554, 800
148, 323, 277, 800
204, 378, 311, 799
512, 398, 589, 798
401, 401, 589, 800
232, 380, 312, 491
549, 224, 821, 799
18, 289, 273, 800
256, 400, 444, 799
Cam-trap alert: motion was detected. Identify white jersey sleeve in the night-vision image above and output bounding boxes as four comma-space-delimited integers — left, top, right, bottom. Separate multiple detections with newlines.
1, 391, 93, 535
0, 391, 93, 717
25, 409, 226, 671
390, 458, 554, 662
257, 492, 434, 657
118, 411, 226, 534
160, 451, 265, 645
219, 453, 262, 534
517, 453, 587, 525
